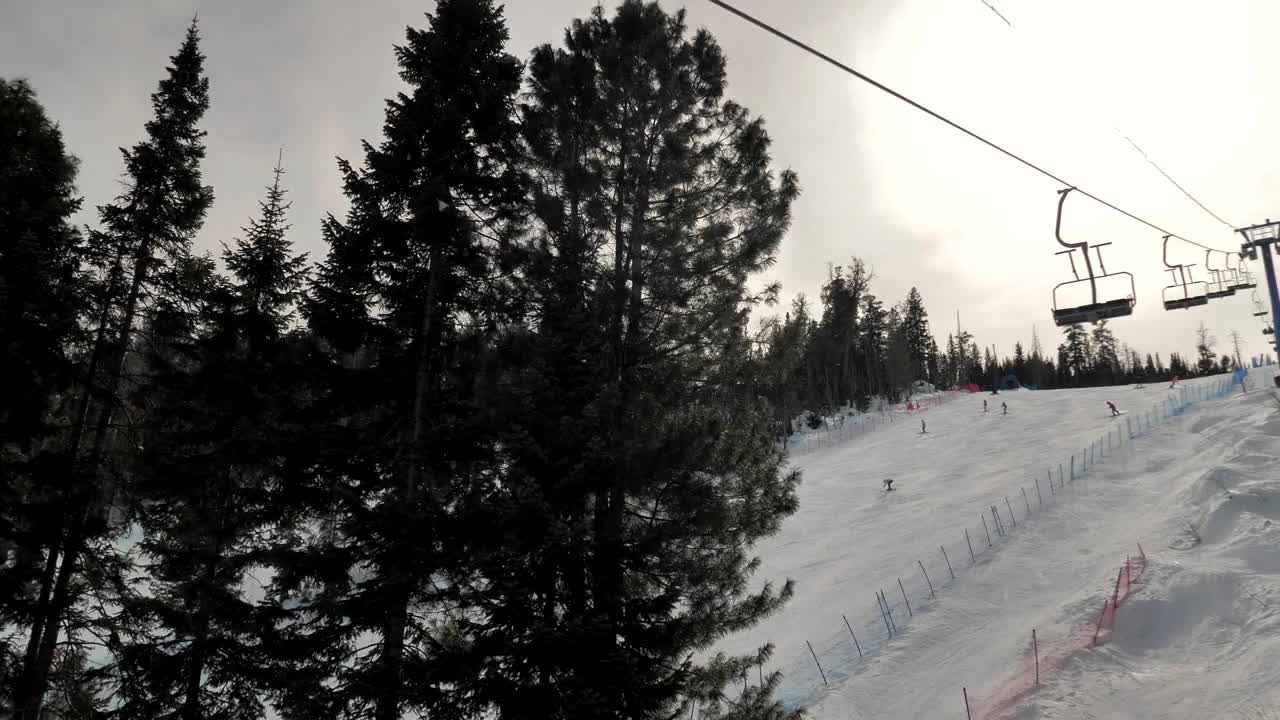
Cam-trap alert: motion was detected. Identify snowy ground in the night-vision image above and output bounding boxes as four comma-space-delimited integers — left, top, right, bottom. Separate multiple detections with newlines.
721, 370, 1280, 719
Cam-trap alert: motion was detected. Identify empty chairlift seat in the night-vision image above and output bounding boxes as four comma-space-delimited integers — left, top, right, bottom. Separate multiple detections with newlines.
1161, 237, 1209, 311
1049, 188, 1136, 327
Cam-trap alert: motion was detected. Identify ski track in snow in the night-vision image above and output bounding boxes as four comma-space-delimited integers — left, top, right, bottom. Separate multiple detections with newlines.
718, 370, 1280, 718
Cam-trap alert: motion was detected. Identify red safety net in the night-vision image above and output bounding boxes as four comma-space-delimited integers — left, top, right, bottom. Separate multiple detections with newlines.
966, 546, 1148, 720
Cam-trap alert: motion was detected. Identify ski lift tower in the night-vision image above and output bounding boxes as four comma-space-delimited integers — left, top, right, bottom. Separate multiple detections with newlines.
1238, 219, 1280, 359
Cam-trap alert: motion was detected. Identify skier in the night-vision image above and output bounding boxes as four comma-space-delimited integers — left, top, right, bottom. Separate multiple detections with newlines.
920, 419, 927, 434
884, 478, 894, 492
1107, 400, 1121, 417
1001, 401, 1008, 414
983, 399, 988, 413
1169, 376, 1180, 389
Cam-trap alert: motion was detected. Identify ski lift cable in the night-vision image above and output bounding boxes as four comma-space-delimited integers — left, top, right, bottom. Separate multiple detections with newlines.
1118, 135, 1240, 232
954, 0, 1241, 234
705, 0, 1236, 254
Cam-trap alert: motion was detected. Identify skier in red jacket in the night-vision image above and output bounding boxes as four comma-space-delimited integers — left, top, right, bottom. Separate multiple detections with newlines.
1107, 401, 1121, 417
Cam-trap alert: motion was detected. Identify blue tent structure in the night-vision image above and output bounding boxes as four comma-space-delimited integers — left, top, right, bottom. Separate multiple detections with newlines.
999, 374, 1022, 390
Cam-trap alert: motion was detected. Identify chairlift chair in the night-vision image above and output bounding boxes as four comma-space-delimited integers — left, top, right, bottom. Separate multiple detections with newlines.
1161, 236, 1209, 310
1228, 253, 1257, 290
1049, 188, 1136, 326
1204, 251, 1236, 299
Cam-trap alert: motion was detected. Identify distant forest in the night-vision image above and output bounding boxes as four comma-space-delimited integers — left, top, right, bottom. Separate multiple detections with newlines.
755, 258, 1249, 431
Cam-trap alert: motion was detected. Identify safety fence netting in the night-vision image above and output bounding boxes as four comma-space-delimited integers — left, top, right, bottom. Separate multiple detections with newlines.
965, 546, 1147, 720
776, 372, 1252, 709
786, 390, 966, 454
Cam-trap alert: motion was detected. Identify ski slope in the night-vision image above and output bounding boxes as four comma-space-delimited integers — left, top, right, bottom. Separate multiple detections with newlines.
721, 371, 1280, 718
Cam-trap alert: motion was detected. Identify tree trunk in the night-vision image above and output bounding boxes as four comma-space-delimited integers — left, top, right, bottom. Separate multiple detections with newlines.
377, 213, 444, 720
14, 245, 142, 717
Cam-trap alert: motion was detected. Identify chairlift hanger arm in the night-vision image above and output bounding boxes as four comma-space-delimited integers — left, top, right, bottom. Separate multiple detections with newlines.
1055, 187, 1098, 306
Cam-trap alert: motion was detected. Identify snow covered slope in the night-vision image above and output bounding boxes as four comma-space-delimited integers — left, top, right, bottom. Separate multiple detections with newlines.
722, 371, 1280, 718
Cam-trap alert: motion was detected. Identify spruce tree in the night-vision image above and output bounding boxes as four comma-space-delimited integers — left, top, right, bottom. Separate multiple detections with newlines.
899, 287, 931, 381
1012, 341, 1026, 381
1060, 324, 1090, 384
12, 20, 213, 716
286, 2, 525, 718
1090, 321, 1120, 385
0, 77, 86, 709
107, 158, 306, 720
468, 2, 801, 717
0, 78, 84, 451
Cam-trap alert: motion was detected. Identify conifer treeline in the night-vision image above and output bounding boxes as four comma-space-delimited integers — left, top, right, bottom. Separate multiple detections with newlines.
757, 264, 1236, 433
1, 2, 804, 718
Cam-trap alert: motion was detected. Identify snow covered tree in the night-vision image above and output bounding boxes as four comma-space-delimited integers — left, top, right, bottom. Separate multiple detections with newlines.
466, 3, 802, 717
12, 20, 214, 717
289, 1, 526, 717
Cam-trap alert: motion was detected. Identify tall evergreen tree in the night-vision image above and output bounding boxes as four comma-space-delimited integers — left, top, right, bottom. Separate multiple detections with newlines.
1059, 324, 1090, 384
107, 158, 307, 720
1090, 321, 1120, 385
288, 2, 525, 718
0, 77, 87, 710
0, 78, 84, 452
859, 291, 888, 405
470, 2, 801, 717
12, 21, 214, 716
1012, 341, 1026, 381
899, 287, 931, 381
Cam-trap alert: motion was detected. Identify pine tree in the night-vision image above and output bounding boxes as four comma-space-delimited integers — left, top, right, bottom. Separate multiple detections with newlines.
469, 2, 801, 716
1012, 341, 1026, 381
1090, 321, 1120, 385
1059, 324, 1090, 385
884, 306, 911, 398
107, 158, 307, 720
1145, 353, 1157, 377
899, 287, 931, 381
13, 21, 214, 716
288, 2, 525, 718
0, 78, 87, 702
0, 78, 84, 451
859, 291, 888, 405
926, 336, 941, 387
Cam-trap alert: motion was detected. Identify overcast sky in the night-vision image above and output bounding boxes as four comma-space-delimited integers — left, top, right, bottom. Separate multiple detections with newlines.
4, 0, 1278, 366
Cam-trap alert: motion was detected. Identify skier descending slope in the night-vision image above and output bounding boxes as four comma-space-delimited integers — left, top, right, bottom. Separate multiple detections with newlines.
883, 478, 895, 492
1001, 401, 1008, 415
1107, 400, 1122, 417
983, 399, 989, 413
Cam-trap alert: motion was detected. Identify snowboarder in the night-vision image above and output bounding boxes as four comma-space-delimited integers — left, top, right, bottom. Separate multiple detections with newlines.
1107, 400, 1121, 417
1169, 376, 1180, 389
983, 399, 988, 413
884, 478, 894, 491
1001, 401, 1008, 414
920, 419, 927, 434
